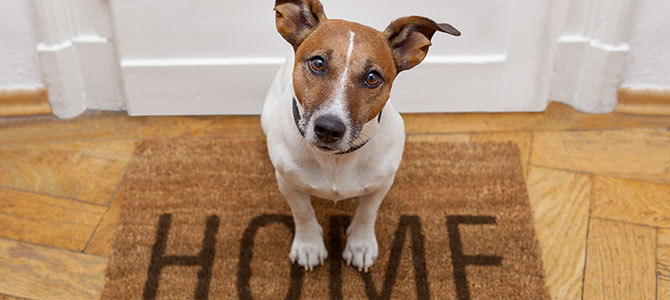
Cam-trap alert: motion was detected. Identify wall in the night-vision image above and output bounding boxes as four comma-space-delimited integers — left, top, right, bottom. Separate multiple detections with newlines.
0, 0, 43, 90
622, 0, 670, 90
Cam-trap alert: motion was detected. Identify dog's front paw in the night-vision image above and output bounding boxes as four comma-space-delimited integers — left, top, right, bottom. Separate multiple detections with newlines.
289, 232, 328, 271
343, 227, 378, 273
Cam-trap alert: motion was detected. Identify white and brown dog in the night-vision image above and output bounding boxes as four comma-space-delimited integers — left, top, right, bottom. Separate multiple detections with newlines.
261, 0, 460, 272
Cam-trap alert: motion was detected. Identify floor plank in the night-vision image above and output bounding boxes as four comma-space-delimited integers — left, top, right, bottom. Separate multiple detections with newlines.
526, 166, 590, 300
0, 237, 107, 300
0, 294, 26, 300
37, 140, 136, 162
406, 133, 471, 143
583, 218, 656, 300
0, 187, 106, 251
85, 192, 123, 256
0, 111, 263, 146
402, 102, 670, 134
472, 132, 532, 179
1, 106, 669, 299
592, 175, 670, 228
0, 145, 128, 205
3, 102, 670, 145
659, 228, 670, 300
0, 139, 137, 163
531, 128, 670, 184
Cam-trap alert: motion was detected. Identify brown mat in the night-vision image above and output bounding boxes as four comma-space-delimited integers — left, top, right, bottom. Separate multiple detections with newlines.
101, 137, 549, 300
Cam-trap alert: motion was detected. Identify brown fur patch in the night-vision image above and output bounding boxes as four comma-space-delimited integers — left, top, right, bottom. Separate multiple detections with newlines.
293, 20, 397, 126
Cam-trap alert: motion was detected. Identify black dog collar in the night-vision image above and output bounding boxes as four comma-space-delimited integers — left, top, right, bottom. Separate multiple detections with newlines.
292, 97, 381, 155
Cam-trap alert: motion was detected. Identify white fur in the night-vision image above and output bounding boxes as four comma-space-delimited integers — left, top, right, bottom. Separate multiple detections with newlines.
336, 31, 356, 99
261, 51, 406, 272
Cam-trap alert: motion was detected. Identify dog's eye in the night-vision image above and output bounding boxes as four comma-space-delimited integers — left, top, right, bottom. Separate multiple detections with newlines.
309, 57, 325, 73
364, 71, 382, 88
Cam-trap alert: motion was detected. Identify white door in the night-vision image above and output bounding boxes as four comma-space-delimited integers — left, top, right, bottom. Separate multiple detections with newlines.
109, 0, 550, 115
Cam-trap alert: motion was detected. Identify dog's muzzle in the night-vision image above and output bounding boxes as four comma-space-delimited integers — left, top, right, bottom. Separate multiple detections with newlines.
292, 97, 381, 155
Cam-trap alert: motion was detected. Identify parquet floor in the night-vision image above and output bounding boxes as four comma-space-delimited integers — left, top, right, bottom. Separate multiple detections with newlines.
0, 102, 668, 299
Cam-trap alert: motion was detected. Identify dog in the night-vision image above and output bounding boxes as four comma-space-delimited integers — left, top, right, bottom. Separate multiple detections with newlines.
261, 0, 460, 272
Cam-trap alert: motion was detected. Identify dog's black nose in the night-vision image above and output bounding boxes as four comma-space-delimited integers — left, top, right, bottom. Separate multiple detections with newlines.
314, 116, 345, 144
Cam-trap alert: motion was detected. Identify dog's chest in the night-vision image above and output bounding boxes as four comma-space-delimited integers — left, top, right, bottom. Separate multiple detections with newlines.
305, 173, 374, 201
279, 157, 391, 201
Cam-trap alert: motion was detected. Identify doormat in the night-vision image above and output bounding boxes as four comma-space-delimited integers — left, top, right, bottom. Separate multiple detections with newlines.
101, 137, 549, 300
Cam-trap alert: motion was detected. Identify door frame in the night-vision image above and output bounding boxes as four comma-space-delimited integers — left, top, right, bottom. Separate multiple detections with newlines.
546, 0, 636, 113
31, 0, 124, 118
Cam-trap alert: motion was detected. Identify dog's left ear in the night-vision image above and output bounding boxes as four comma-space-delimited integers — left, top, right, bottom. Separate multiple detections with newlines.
384, 16, 460, 72
274, 0, 327, 49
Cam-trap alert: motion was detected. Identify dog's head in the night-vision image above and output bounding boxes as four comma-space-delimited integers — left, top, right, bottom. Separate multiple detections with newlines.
275, 0, 460, 152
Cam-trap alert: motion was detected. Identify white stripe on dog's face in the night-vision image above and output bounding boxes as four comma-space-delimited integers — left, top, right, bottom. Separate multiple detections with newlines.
310, 31, 356, 148
337, 31, 356, 101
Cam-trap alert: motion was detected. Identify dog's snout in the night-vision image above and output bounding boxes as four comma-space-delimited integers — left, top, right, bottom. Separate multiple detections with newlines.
314, 116, 345, 144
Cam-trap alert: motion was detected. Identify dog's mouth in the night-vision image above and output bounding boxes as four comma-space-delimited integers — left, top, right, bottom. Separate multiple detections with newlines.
316, 145, 336, 151
309, 135, 349, 152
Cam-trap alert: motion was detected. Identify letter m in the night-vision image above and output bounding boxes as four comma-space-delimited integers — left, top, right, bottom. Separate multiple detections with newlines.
328, 215, 430, 300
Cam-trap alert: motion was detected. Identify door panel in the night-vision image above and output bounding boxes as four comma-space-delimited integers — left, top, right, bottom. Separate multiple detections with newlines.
110, 0, 549, 115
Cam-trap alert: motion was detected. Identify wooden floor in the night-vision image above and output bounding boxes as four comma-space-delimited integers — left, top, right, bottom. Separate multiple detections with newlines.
0, 102, 668, 300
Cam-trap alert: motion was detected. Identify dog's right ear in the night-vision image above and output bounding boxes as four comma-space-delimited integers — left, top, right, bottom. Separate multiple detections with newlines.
274, 0, 327, 49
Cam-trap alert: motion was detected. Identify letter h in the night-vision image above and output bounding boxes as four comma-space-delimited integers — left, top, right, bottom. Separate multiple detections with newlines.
143, 214, 220, 300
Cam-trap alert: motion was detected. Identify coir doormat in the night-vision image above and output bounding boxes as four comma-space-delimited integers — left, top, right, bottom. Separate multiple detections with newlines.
101, 137, 549, 300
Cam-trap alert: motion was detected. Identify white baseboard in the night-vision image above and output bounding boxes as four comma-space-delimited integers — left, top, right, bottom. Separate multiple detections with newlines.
123, 62, 279, 116
122, 55, 547, 116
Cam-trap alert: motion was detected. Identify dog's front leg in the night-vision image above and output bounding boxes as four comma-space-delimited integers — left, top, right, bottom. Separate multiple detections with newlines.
344, 179, 394, 272
276, 172, 328, 271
